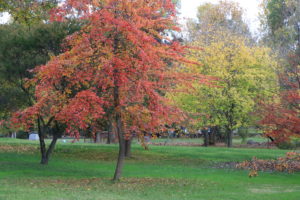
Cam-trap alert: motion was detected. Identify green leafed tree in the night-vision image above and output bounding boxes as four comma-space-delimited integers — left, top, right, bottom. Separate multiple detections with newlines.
261, 0, 300, 56
0, 0, 58, 25
0, 22, 80, 133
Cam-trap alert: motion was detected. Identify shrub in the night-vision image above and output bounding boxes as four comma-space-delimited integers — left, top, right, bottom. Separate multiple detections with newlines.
277, 141, 297, 150
16, 131, 29, 139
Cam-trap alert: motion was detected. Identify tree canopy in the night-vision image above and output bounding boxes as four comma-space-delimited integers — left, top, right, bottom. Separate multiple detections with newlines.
13, 0, 205, 180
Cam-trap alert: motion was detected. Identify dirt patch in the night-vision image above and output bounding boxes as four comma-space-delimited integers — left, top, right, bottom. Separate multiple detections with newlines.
9, 177, 192, 191
0, 144, 38, 153
211, 162, 239, 169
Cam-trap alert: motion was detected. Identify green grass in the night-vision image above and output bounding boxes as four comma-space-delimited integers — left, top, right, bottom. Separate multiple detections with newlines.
0, 138, 299, 200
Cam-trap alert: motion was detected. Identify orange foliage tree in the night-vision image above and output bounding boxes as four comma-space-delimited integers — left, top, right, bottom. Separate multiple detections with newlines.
261, 54, 300, 144
13, 0, 209, 180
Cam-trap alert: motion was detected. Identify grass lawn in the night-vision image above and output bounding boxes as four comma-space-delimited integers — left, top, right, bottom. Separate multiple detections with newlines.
0, 138, 299, 200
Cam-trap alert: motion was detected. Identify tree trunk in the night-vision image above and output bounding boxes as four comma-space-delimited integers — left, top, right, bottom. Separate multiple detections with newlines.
112, 32, 126, 181
38, 117, 48, 164
226, 129, 233, 148
45, 135, 58, 163
40, 135, 58, 165
113, 112, 125, 181
39, 136, 48, 164
125, 138, 132, 158
38, 117, 59, 165
112, 83, 125, 181
203, 129, 209, 147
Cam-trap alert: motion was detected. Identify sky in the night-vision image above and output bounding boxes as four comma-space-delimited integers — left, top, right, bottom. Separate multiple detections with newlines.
180, 0, 262, 35
0, 0, 262, 34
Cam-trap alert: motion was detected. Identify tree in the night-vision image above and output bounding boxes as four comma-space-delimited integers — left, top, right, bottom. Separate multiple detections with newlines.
0, 21, 81, 164
15, 0, 203, 180
173, 31, 278, 147
261, 0, 300, 57
0, 0, 58, 26
260, 0, 300, 144
186, 0, 251, 42
260, 54, 300, 144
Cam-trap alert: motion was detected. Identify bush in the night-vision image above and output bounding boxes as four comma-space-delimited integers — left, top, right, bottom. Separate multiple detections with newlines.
277, 141, 296, 150
16, 131, 29, 139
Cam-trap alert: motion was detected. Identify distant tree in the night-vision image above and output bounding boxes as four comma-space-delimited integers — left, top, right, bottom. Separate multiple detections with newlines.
173, 31, 278, 147
186, 0, 251, 42
261, 0, 300, 57
260, 54, 300, 144
260, 0, 300, 144
0, 0, 58, 25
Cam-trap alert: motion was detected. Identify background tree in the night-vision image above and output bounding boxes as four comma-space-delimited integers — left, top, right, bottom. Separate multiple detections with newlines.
260, 55, 299, 145
260, 0, 300, 144
172, 1, 278, 147
0, 21, 81, 163
0, 0, 58, 26
186, 0, 251, 43
173, 31, 278, 147
261, 0, 300, 57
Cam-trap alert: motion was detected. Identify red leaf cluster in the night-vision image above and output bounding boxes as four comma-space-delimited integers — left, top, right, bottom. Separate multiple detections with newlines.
260, 55, 300, 143
237, 152, 300, 177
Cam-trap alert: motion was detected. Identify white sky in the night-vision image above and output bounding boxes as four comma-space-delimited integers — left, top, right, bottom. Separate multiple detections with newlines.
180, 0, 262, 35
0, 12, 10, 24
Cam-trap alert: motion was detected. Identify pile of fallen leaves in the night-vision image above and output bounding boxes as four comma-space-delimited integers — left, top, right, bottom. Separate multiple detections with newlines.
236, 152, 300, 177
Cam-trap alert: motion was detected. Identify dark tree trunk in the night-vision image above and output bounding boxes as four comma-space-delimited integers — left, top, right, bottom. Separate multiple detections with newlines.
113, 111, 125, 181
38, 117, 59, 165
38, 117, 47, 164
39, 136, 48, 164
125, 138, 132, 158
45, 135, 58, 161
40, 136, 58, 165
112, 32, 127, 181
267, 136, 274, 142
226, 128, 233, 148
112, 83, 125, 181
203, 129, 209, 147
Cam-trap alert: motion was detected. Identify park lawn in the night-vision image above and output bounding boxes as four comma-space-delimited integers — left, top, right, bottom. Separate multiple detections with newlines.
0, 138, 299, 200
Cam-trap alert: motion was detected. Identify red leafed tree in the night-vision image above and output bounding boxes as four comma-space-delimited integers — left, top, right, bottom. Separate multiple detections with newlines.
14, 0, 208, 180
261, 54, 300, 144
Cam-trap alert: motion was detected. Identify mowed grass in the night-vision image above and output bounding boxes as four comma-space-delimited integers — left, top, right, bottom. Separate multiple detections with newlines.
0, 138, 299, 200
